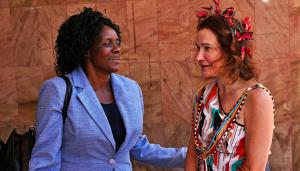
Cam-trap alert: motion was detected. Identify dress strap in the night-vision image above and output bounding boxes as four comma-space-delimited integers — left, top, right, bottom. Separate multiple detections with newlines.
244, 83, 275, 115
234, 84, 270, 112
245, 83, 270, 93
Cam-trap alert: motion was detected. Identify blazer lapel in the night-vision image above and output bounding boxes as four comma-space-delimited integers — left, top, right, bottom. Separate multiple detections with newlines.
71, 67, 116, 150
111, 74, 137, 151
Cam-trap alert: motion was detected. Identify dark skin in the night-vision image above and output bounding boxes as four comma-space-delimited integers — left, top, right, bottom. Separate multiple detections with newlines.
84, 25, 121, 104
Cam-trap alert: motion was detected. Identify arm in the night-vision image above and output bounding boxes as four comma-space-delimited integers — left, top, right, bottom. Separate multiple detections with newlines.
29, 78, 65, 171
241, 89, 274, 171
185, 133, 197, 171
130, 134, 187, 168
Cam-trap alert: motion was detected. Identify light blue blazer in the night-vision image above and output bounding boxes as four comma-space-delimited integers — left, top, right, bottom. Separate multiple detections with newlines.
29, 67, 187, 171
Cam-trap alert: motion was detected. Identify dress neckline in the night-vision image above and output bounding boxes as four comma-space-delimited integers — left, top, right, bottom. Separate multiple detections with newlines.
217, 83, 259, 115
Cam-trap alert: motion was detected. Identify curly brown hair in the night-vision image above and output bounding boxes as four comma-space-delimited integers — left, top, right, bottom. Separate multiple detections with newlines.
197, 15, 260, 82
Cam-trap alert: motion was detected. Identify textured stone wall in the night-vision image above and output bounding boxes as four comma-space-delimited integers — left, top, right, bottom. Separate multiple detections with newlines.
0, 0, 299, 170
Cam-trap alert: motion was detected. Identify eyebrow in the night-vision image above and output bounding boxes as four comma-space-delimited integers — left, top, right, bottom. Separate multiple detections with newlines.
200, 43, 213, 46
195, 42, 214, 47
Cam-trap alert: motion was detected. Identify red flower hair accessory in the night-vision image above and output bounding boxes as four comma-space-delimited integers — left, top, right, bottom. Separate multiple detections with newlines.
242, 17, 252, 31
196, 0, 253, 61
213, 0, 221, 14
197, 11, 209, 18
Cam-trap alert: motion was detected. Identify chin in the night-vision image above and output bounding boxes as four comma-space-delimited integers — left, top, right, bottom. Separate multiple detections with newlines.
203, 76, 215, 80
110, 67, 120, 73
202, 73, 217, 79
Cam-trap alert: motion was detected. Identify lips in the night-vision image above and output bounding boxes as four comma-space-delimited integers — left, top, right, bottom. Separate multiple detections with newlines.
108, 56, 120, 60
200, 64, 212, 68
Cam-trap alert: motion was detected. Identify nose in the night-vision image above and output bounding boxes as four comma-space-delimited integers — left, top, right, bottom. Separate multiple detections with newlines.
196, 49, 204, 62
112, 44, 121, 53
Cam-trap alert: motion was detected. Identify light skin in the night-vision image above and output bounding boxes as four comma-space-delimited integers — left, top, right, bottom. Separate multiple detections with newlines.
84, 25, 121, 104
185, 28, 274, 171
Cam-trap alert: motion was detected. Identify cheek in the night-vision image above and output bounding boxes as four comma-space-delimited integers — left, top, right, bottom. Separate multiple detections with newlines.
99, 48, 111, 57
95, 52, 112, 63
90, 52, 109, 64
204, 54, 215, 62
212, 61, 226, 74
206, 53, 225, 64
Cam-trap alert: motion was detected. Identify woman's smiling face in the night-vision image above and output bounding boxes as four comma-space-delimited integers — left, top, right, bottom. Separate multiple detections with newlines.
87, 25, 121, 74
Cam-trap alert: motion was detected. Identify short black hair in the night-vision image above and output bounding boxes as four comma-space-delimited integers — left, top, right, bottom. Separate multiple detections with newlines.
55, 7, 121, 75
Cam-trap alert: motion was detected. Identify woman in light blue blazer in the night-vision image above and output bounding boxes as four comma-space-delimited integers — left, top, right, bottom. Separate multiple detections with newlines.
29, 7, 186, 171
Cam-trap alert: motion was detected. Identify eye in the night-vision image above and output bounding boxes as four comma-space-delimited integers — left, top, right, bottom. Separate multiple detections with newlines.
204, 46, 212, 51
194, 43, 200, 50
103, 42, 113, 48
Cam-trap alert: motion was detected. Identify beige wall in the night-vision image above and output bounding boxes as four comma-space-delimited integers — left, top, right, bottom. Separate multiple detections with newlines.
0, 0, 299, 170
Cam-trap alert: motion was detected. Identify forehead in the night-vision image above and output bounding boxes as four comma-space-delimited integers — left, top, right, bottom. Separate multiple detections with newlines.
197, 28, 219, 45
100, 25, 119, 40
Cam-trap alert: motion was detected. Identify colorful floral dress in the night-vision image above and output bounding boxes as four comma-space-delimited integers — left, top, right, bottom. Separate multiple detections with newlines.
192, 81, 273, 171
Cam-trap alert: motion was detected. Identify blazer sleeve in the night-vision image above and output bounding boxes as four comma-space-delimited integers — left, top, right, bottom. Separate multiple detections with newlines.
29, 78, 66, 171
130, 82, 187, 168
130, 134, 187, 168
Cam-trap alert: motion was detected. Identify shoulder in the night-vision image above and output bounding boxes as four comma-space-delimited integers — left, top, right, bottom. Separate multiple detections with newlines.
38, 76, 71, 101
111, 73, 142, 93
112, 73, 137, 84
244, 84, 274, 120
41, 77, 66, 92
246, 84, 274, 107
37, 77, 68, 107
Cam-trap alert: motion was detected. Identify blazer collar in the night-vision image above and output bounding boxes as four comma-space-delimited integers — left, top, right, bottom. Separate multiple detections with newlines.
71, 67, 89, 89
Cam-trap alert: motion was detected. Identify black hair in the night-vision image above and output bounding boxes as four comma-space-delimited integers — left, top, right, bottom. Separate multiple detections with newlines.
55, 7, 121, 75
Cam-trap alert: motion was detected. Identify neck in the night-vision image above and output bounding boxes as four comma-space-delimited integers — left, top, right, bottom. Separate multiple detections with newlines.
216, 76, 240, 97
84, 63, 111, 91
216, 78, 228, 96
216, 76, 255, 97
